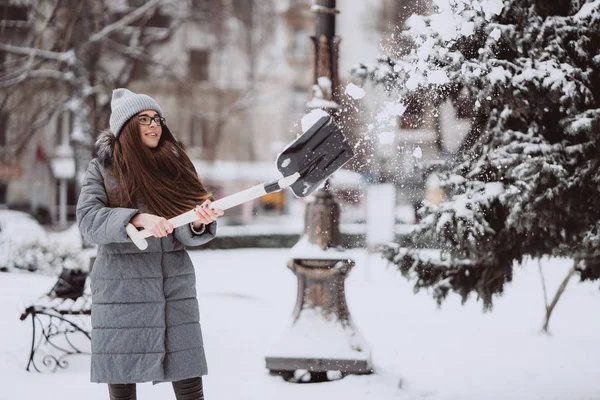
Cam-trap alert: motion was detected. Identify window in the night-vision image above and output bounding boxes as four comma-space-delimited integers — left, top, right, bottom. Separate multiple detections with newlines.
0, 183, 6, 206
189, 115, 207, 148
55, 179, 78, 221
0, 3, 31, 37
455, 101, 472, 120
288, 28, 310, 61
129, 60, 148, 81
139, 13, 170, 28
260, 191, 285, 213
126, 0, 146, 8
55, 110, 71, 146
66, 180, 77, 221
0, 111, 8, 146
454, 88, 473, 119
0, 3, 28, 21
188, 49, 210, 81
399, 109, 424, 129
232, 0, 253, 24
114, 11, 171, 28
132, 12, 170, 28
399, 97, 425, 129
191, 0, 212, 14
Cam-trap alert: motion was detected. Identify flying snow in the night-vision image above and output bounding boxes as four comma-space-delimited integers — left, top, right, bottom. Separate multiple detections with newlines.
412, 147, 423, 159
345, 83, 366, 99
378, 131, 395, 145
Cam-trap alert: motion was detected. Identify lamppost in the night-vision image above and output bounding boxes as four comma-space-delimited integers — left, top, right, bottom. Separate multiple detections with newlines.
265, 0, 372, 382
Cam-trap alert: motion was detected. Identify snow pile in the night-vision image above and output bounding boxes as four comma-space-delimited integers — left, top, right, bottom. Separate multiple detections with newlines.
1, 250, 599, 399
307, 76, 339, 109
288, 235, 350, 260
268, 307, 371, 360
300, 109, 330, 133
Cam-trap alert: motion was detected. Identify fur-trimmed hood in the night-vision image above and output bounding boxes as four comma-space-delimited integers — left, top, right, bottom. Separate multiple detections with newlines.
95, 129, 117, 168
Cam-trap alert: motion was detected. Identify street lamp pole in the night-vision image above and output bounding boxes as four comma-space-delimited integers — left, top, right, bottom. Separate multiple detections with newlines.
265, 0, 372, 382
304, 0, 342, 251
310, 0, 340, 105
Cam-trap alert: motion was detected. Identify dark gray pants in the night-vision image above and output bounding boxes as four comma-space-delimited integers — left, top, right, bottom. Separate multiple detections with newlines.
108, 377, 204, 400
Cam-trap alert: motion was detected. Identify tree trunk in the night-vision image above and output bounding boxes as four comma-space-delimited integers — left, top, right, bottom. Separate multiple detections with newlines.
541, 262, 577, 334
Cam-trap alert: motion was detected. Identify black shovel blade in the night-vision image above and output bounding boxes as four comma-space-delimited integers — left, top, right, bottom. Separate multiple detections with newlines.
276, 115, 354, 197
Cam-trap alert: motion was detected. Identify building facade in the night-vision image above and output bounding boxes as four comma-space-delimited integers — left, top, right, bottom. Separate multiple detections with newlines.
1, 0, 467, 227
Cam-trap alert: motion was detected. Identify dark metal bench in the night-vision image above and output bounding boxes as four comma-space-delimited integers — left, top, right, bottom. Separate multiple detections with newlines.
19, 266, 93, 373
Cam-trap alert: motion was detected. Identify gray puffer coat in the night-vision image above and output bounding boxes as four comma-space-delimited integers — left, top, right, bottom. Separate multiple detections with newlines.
76, 131, 216, 384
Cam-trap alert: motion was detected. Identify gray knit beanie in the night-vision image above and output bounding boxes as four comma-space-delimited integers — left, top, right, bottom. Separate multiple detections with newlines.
109, 88, 163, 137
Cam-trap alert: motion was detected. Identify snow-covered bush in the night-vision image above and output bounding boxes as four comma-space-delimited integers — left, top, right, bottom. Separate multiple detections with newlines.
0, 242, 84, 276
354, 0, 600, 308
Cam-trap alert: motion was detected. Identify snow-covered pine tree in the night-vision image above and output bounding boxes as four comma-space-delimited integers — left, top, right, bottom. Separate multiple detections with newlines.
354, 0, 600, 308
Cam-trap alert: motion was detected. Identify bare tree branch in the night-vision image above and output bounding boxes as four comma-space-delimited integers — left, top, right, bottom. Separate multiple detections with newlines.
538, 259, 549, 310
0, 0, 193, 192
0, 93, 10, 111
32, 0, 61, 50
0, 43, 76, 65
15, 102, 64, 156
220, 52, 283, 115
58, 1, 85, 54
105, 5, 183, 87
0, 56, 45, 81
541, 261, 577, 334
87, 0, 161, 44
105, 39, 180, 81
0, 69, 77, 88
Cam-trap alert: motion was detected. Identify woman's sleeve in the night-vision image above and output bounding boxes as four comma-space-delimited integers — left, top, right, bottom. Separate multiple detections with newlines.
173, 221, 217, 247
76, 159, 140, 245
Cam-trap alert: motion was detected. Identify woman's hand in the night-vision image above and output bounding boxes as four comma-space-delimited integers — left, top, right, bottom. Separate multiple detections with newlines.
130, 213, 174, 238
192, 200, 224, 230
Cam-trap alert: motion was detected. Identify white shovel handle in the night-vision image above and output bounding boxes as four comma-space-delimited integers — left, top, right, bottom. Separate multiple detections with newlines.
126, 183, 271, 250
126, 173, 300, 250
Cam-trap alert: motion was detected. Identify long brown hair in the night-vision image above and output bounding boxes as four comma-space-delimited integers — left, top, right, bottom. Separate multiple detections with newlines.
109, 117, 213, 218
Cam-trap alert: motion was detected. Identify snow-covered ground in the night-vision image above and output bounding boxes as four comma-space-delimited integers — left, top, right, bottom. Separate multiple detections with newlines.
1, 248, 599, 400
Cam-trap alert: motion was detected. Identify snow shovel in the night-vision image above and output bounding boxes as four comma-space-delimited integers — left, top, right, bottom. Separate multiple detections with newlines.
126, 113, 354, 250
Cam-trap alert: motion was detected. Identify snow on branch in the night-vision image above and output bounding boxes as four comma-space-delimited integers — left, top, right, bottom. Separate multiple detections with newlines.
106, 39, 179, 81
360, 0, 600, 311
0, 69, 76, 88
0, 43, 76, 65
87, 0, 161, 44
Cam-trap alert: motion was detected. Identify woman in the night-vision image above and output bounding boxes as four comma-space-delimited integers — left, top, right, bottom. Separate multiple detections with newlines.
76, 88, 224, 400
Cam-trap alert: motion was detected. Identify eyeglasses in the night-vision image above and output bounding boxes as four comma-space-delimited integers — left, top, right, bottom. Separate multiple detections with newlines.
138, 115, 166, 126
